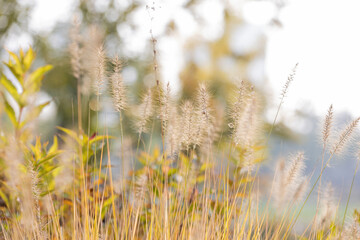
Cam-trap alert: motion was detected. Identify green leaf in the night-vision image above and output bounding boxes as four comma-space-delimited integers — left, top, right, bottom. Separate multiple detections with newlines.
101, 196, 118, 219
0, 75, 21, 104
49, 136, 58, 154
3, 97, 17, 126
200, 162, 213, 172
20, 101, 50, 128
103, 195, 117, 208
23, 47, 35, 71
88, 135, 114, 146
180, 153, 190, 168
196, 175, 205, 183
167, 168, 177, 176
38, 165, 58, 179
57, 127, 81, 144
35, 151, 62, 168
30, 136, 42, 161
3, 62, 22, 83
24, 65, 53, 94
19, 48, 24, 58
6, 50, 23, 80
8, 50, 21, 67
0, 189, 9, 208
40, 188, 55, 197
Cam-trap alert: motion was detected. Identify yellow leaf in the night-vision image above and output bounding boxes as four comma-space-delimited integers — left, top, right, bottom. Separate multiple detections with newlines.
23, 47, 35, 71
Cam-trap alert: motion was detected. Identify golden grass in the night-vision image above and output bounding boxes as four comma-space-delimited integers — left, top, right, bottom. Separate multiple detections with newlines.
0, 27, 359, 240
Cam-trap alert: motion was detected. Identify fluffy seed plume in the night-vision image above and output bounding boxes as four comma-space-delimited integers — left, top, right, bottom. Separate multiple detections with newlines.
342, 218, 360, 239
229, 80, 246, 131
274, 152, 306, 207
27, 161, 44, 238
317, 182, 336, 228
81, 25, 104, 95
110, 55, 127, 112
233, 90, 261, 147
195, 83, 214, 149
322, 104, 334, 145
164, 90, 180, 156
159, 82, 171, 133
280, 63, 298, 102
166, 107, 180, 156
69, 17, 82, 81
133, 172, 148, 209
180, 101, 198, 150
331, 117, 360, 155
292, 176, 309, 204
197, 83, 211, 125
93, 46, 107, 96
284, 152, 306, 187
134, 89, 153, 134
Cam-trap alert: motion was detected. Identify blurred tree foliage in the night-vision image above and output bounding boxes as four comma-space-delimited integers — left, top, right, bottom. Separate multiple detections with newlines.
0, 0, 30, 45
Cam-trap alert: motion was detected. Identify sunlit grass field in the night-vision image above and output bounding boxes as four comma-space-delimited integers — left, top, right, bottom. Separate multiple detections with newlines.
0, 23, 359, 240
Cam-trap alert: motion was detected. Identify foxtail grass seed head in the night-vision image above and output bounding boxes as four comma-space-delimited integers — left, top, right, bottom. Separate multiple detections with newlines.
317, 182, 336, 228
27, 162, 44, 237
195, 83, 214, 150
134, 89, 153, 134
80, 25, 104, 95
280, 63, 298, 102
93, 46, 107, 96
200, 106, 223, 159
273, 157, 285, 199
284, 152, 305, 187
331, 117, 360, 155
197, 83, 211, 123
292, 176, 309, 204
274, 152, 306, 207
180, 100, 198, 150
342, 218, 360, 239
159, 82, 171, 133
110, 55, 127, 112
166, 103, 180, 157
133, 172, 148, 208
229, 80, 246, 131
322, 104, 334, 145
233, 91, 261, 147
69, 16, 82, 81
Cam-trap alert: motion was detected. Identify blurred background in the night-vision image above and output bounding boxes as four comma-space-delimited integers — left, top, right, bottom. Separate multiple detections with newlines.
1, 0, 360, 228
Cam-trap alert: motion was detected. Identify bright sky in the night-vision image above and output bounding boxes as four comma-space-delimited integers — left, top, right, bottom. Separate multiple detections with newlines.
265, 0, 360, 120
8, 0, 360, 124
